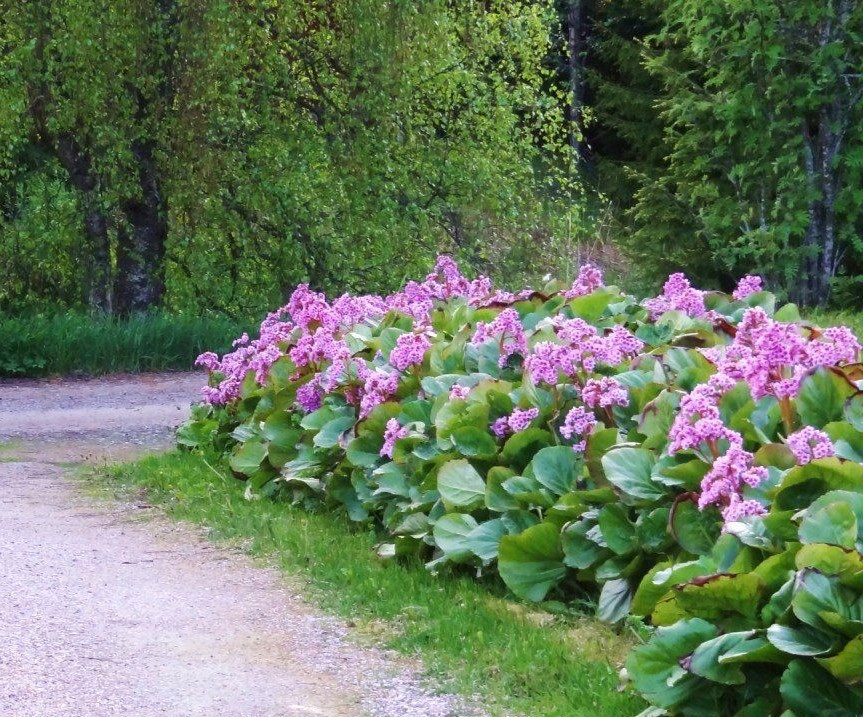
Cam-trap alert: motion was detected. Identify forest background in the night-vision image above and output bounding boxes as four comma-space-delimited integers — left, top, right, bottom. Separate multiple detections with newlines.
2, 0, 862, 319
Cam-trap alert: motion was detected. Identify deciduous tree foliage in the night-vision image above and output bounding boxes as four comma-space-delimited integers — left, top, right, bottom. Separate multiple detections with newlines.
0, 0, 576, 314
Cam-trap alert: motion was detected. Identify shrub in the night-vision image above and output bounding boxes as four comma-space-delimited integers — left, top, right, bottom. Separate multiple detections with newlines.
180, 257, 863, 715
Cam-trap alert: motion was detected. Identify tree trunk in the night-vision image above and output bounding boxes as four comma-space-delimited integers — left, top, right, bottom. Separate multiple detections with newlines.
566, 0, 585, 158
114, 139, 167, 313
53, 136, 112, 311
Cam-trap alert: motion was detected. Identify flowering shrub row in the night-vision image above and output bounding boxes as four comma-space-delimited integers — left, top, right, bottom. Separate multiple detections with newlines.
181, 257, 863, 716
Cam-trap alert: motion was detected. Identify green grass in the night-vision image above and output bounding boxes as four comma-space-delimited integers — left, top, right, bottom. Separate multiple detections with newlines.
0, 311, 252, 377
97, 451, 647, 717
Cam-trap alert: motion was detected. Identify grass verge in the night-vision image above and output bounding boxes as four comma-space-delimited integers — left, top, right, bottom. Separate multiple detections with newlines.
0, 311, 252, 377
97, 450, 647, 717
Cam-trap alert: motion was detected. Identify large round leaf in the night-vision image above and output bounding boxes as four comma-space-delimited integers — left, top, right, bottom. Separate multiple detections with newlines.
437, 459, 486, 508
602, 446, 666, 502
228, 439, 268, 476
626, 618, 718, 710
780, 660, 863, 716
433, 513, 479, 562
530, 445, 582, 496
498, 522, 566, 602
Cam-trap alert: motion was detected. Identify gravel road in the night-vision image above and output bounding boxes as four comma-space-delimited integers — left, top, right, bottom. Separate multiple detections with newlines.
0, 373, 478, 717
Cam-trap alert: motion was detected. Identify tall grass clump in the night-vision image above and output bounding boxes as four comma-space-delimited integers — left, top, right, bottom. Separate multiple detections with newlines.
0, 311, 253, 377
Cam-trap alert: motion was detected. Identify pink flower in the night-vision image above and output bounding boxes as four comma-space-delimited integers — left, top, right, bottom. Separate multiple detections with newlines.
390, 332, 432, 372
561, 406, 597, 452
721, 495, 767, 523
508, 407, 539, 433
380, 418, 410, 459
644, 273, 707, 320
706, 307, 860, 401
525, 342, 577, 385
471, 308, 527, 367
787, 426, 835, 465
563, 264, 604, 298
297, 380, 324, 413
698, 445, 767, 512
491, 416, 510, 437
449, 384, 471, 400
491, 408, 540, 437
195, 352, 220, 371
732, 275, 763, 301
289, 328, 350, 370
582, 377, 629, 409
359, 369, 400, 419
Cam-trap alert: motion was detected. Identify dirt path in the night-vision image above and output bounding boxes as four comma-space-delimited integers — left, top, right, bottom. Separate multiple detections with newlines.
0, 374, 476, 717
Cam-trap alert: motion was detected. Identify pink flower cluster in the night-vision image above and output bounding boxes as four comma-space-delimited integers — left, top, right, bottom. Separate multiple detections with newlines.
667, 305, 857, 524
480, 288, 536, 307
422, 255, 493, 305
698, 445, 768, 518
492, 407, 540, 437
196, 255, 501, 408
667, 373, 768, 522
196, 315, 294, 405
290, 328, 350, 370
449, 384, 471, 400
359, 369, 401, 419
732, 275, 763, 301
525, 320, 643, 385
582, 377, 629, 409
471, 308, 527, 367
787, 426, 835, 465
668, 374, 739, 455
644, 273, 707, 320
560, 406, 597, 452
390, 332, 432, 372
563, 264, 604, 299
705, 308, 861, 401
380, 418, 410, 459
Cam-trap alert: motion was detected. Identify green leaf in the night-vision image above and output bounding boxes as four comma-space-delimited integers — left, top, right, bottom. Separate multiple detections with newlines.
671, 499, 721, 555
843, 392, 863, 431
674, 573, 766, 620
498, 522, 566, 602
437, 459, 486, 509
598, 504, 638, 555
530, 445, 582, 496
775, 459, 863, 511
792, 569, 863, 635
467, 519, 507, 561
501, 428, 553, 469
797, 368, 857, 428
780, 660, 863, 716
795, 544, 863, 590
602, 446, 666, 502
799, 502, 858, 549
485, 466, 519, 512
228, 440, 268, 476
597, 578, 633, 623
818, 634, 863, 683
767, 624, 840, 656
689, 631, 757, 685
433, 513, 478, 562
562, 519, 607, 570
313, 415, 356, 449
450, 425, 498, 457
626, 618, 718, 709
